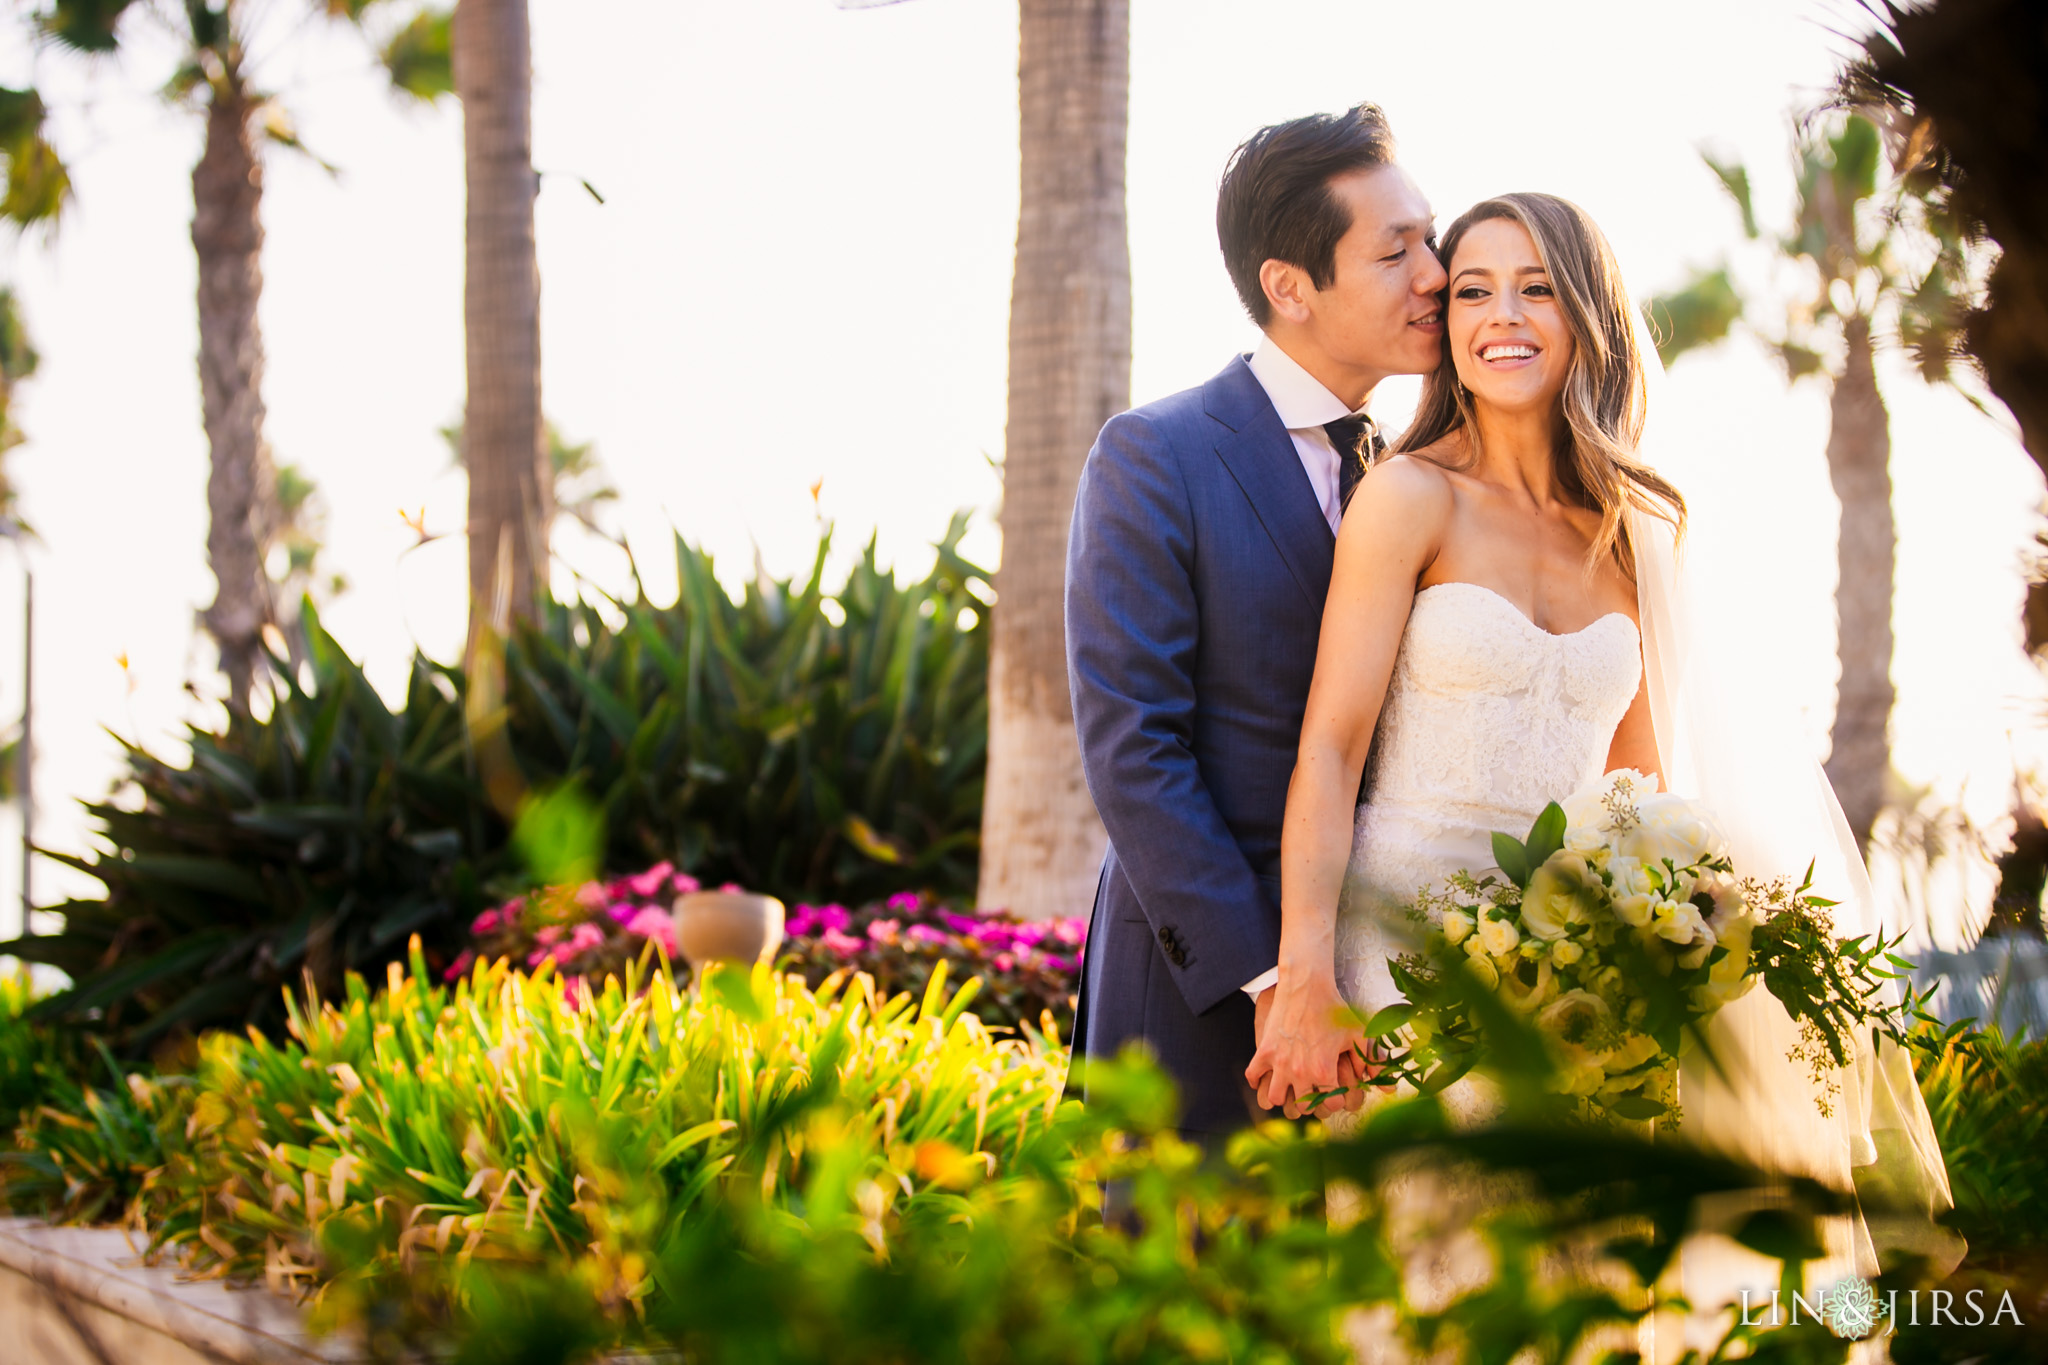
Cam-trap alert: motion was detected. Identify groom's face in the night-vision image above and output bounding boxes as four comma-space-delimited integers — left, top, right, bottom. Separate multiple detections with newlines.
1295, 166, 1446, 382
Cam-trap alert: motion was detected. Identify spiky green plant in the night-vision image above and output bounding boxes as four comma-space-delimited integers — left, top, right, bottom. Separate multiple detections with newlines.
123, 946, 1064, 1296
8, 519, 990, 1048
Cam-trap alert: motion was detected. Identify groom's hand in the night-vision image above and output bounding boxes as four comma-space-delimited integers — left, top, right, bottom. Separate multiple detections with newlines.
1245, 977, 1369, 1120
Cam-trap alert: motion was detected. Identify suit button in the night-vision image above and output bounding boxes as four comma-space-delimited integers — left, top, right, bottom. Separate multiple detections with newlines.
1170, 951, 1188, 967
1157, 926, 1173, 945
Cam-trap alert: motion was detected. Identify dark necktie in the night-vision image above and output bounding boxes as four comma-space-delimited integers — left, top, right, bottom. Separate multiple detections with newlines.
1322, 413, 1382, 515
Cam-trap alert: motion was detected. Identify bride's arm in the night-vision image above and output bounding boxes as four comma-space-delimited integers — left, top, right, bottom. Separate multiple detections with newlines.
1247, 456, 1451, 1118
1605, 663, 1664, 787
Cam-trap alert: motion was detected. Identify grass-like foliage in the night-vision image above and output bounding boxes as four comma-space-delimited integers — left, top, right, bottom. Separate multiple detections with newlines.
5, 517, 991, 1048
1889, 1019, 2048, 1365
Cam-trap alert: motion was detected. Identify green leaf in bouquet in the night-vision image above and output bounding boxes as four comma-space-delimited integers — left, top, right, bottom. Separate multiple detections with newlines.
1363, 1003, 1413, 1038
1606, 1094, 1668, 1121
1491, 832, 1533, 889
1524, 802, 1568, 871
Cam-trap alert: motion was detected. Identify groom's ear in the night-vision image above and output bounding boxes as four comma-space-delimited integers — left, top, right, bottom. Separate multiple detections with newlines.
1258, 258, 1315, 326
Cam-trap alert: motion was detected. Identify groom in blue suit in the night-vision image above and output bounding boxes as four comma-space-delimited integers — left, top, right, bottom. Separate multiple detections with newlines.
1065, 104, 1449, 1135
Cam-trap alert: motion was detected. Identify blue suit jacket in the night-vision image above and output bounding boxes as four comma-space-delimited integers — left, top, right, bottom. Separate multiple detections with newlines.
1065, 355, 1334, 1133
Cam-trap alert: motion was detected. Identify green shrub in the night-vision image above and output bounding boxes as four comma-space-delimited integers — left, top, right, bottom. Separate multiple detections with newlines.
1891, 1021, 2048, 1364
0, 958, 1864, 1364
7, 519, 990, 1047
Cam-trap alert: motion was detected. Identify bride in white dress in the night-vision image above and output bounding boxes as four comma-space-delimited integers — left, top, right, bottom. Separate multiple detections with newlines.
1247, 191, 1674, 1117
1245, 192, 1954, 1348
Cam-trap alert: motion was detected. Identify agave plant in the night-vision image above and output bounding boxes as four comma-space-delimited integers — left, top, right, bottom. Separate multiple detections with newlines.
5, 520, 989, 1047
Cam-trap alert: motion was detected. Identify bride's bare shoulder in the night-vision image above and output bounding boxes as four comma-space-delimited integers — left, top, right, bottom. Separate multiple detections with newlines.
1353, 451, 1455, 521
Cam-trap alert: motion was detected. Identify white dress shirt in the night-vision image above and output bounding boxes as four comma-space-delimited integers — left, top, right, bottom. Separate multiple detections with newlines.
1238, 336, 1372, 1000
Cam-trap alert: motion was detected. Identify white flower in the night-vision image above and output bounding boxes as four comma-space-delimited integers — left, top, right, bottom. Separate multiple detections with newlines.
1606, 855, 1658, 928
1537, 988, 1617, 1069
1464, 954, 1501, 990
1652, 898, 1711, 946
1559, 1062, 1607, 1096
1479, 913, 1520, 958
1691, 912, 1760, 1010
1441, 909, 1475, 947
1499, 957, 1558, 1014
1617, 793, 1727, 871
1604, 1033, 1661, 1072
1699, 871, 1748, 932
1522, 853, 1596, 941
1550, 938, 1585, 968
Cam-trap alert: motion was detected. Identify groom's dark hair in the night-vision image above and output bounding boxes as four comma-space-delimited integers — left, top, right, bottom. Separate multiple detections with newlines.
1216, 103, 1397, 327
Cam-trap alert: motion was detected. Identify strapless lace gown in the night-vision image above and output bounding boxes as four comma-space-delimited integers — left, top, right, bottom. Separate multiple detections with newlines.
1333, 582, 1643, 1016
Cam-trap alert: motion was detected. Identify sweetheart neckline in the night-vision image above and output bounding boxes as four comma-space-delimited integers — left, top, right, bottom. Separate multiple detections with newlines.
1413, 581, 1637, 642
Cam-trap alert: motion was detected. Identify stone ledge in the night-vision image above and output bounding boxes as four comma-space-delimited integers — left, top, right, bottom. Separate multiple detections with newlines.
0, 1217, 363, 1364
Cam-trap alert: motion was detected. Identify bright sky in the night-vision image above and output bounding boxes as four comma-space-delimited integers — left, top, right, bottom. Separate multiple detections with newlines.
0, 0, 2036, 949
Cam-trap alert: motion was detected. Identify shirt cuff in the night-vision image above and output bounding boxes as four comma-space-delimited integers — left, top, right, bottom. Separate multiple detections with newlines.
1241, 967, 1280, 999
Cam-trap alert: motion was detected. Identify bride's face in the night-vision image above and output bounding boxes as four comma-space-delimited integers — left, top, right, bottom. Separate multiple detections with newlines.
1446, 218, 1574, 417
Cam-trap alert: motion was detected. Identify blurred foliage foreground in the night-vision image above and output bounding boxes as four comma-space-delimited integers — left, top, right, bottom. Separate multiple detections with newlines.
4, 960, 2040, 1364
3, 518, 991, 1048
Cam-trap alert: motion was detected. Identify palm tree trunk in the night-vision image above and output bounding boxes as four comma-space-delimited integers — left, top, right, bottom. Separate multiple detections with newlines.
978, 0, 1129, 920
453, 0, 548, 647
193, 88, 279, 711
1823, 314, 1895, 848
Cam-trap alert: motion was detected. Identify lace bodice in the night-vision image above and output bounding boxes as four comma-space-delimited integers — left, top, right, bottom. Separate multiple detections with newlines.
1335, 582, 1642, 1015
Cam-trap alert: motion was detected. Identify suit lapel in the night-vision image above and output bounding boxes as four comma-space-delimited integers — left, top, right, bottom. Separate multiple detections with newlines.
1202, 356, 1335, 610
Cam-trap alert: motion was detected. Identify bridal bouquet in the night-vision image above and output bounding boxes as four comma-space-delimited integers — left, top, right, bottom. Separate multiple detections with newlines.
1358, 769, 1913, 1126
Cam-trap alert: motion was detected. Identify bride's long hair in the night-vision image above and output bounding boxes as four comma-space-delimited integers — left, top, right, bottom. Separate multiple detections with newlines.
1392, 192, 1684, 570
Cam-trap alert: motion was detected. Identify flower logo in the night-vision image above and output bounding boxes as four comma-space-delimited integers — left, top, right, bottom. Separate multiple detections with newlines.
1823, 1275, 1882, 1339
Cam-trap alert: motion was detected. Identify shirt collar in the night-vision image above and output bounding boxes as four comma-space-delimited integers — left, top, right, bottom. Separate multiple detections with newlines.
1246, 334, 1368, 430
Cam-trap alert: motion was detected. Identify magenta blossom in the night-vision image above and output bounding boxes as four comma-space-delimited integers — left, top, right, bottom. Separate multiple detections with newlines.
886, 891, 920, 914
471, 908, 501, 936
868, 918, 902, 946
567, 922, 608, 958
788, 904, 851, 938
623, 861, 676, 899
819, 928, 865, 958
625, 906, 679, 957
534, 924, 565, 948
607, 901, 639, 925
673, 872, 702, 895
443, 949, 476, 982
906, 924, 949, 946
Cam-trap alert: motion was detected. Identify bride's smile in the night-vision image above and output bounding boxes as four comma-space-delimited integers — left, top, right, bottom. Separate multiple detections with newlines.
1447, 217, 1576, 415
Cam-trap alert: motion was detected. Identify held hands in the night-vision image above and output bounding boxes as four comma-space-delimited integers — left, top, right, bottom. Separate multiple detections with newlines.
1247, 977, 1378, 1121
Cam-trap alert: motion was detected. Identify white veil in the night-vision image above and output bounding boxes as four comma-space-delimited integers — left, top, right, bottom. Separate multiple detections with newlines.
1626, 319, 1959, 1324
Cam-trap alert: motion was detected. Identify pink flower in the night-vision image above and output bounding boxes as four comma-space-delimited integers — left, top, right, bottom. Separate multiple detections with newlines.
535, 925, 565, 948
672, 872, 702, 895
625, 907, 678, 957
1053, 918, 1086, 946
566, 923, 608, 959
719, 882, 744, 894
574, 881, 608, 910
906, 924, 948, 946
992, 952, 1015, 973
443, 949, 476, 982
499, 897, 525, 923
563, 976, 590, 1010
819, 928, 865, 958
886, 892, 920, 914
470, 909, 501, 936
1042, 954, 1075, 975
625, 862, 675, 899
527, 946, 555, 968
867, 918, 902, 946
607, 901, 638, 924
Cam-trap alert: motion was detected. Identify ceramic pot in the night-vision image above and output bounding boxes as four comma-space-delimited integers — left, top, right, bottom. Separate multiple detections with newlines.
673, 891, 786, 971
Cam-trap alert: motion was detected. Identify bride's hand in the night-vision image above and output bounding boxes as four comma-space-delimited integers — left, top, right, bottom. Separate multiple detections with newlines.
1246, 976, 1368, 1120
